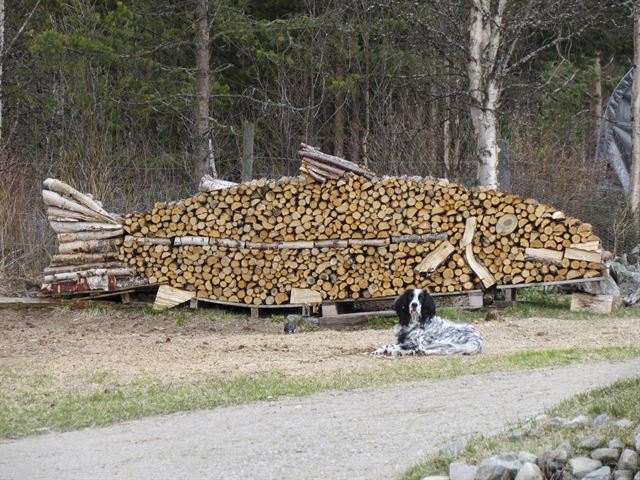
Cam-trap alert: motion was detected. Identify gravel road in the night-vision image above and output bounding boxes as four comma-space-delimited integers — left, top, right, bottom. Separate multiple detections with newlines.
2, 358, 640, 480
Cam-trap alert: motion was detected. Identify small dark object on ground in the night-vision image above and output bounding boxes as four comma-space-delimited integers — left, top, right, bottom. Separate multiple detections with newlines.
284, 315, 298, 334
484, 310, 502, 322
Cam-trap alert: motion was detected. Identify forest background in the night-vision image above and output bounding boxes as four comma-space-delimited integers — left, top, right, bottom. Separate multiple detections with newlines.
0, 0, 635, 282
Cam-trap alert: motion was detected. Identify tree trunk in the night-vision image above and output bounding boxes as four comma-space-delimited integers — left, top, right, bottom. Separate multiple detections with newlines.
0, 0, 5, 147
592, 52, 603, 138
470, 102, 499, 189
467, 0, 504, 190
349, 90, 360, 164
334, 59, 345, 158
242, 121, 255, 182
631, 8, 640, 215
193, 0, 214, 185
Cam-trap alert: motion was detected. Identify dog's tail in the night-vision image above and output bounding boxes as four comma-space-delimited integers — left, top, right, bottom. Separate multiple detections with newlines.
41, 178, 136, 295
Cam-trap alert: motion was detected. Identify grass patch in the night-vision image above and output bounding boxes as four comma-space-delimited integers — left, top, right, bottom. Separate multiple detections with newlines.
399, 376, 640, 480
502, 287, 640, 320
1, 346, 638, 439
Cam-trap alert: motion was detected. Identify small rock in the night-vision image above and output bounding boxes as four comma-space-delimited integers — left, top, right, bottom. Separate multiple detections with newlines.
538, 450, 568, 477
515, 463, 543, 480
615, 419, 634, 428
608, 438, 625, 451
590, 448, 619, 465
592, 414, 611, 427
510, 430, 527, 441
618, 449, 638, 471
422, 476, 449, 480
557, 442, 572, 455
568, 457, 603, 479
537, 417, 566, 429
566, 415, 591, 426
440, 439, 467, 457
635, 425, 640, 451
518, 452, 538, 465
579, 437, 603, 449
450, 462, 477, 480
614, 470, 634, 480
633, 472, 640, 480
582, 466, 611, 480
475, 453, 521, 480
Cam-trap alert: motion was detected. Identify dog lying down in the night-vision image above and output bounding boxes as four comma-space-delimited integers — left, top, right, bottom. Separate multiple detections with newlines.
370, 288, 483, 356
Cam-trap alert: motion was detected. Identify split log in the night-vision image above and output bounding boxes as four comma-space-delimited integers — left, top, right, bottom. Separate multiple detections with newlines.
570, 292, 616, 314
525, 248, 563, 263
415, 241, 455, 273
43, 178, 116, 221
565, 248, 602, 263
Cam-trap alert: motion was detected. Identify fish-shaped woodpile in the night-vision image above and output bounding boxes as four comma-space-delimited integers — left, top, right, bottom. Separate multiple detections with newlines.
41, 144, 605, 305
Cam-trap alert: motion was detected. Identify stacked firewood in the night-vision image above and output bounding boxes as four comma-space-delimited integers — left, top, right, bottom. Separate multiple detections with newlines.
40, 179, 136, 294
117, 157, 604, 304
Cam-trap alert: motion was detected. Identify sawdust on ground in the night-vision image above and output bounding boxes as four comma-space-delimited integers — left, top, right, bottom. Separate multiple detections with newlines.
0, 306, 638, 392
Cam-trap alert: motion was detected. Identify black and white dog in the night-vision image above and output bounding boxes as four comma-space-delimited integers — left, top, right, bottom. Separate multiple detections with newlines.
370, 288, 483, 356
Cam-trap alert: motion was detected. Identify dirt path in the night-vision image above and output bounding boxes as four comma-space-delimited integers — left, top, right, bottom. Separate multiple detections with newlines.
2, 358, 639, 480
1, 308, 639, 393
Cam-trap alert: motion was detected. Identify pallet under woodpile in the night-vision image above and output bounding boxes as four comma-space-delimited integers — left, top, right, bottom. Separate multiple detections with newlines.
39, 143, 610, 316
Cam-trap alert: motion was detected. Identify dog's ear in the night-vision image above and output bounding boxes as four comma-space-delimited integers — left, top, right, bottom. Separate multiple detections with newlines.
395, 289, 412, 326
420, 290, 436, 324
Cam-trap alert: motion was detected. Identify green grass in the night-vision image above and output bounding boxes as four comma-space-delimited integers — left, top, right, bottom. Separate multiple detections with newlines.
1, 345, 638, 439
399, 376, 640, 480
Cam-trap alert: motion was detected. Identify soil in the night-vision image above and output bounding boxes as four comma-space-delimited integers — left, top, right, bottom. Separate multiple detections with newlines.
0, 306, 639, 392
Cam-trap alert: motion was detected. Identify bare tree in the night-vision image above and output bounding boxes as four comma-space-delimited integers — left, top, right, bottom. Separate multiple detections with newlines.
464, 0, 605, 188
467, 0, 505, 189
193, 0, 215, 184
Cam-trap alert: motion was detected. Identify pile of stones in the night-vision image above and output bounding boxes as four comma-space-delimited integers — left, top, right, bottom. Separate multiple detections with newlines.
423, 414, 640, 480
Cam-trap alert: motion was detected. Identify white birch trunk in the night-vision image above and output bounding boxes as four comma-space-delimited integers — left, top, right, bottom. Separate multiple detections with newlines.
467, 0, 505, 190
471, 102, 499, 189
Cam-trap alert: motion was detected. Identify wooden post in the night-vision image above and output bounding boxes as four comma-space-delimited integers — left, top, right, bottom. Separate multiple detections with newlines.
242, 121, 255, 182
497, 139, 511, 193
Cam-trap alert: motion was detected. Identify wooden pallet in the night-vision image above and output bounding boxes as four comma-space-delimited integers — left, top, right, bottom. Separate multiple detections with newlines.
190, 296, 311, 319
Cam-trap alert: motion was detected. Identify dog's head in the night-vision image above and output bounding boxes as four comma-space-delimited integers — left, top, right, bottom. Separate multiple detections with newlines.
395, 288, 436, 327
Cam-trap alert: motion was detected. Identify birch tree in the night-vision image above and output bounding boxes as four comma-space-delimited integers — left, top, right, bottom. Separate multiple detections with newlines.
464, 0, 608, 189
467, 0, 505, 189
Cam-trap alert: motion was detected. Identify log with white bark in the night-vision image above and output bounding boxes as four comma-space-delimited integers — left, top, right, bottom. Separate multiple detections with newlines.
43, 178, 117, 221
57, 239, 116, 254
59, 230, 124, 242
50, 221, 123, 234
43, 268, 133, 283
198, 174, 237, 192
